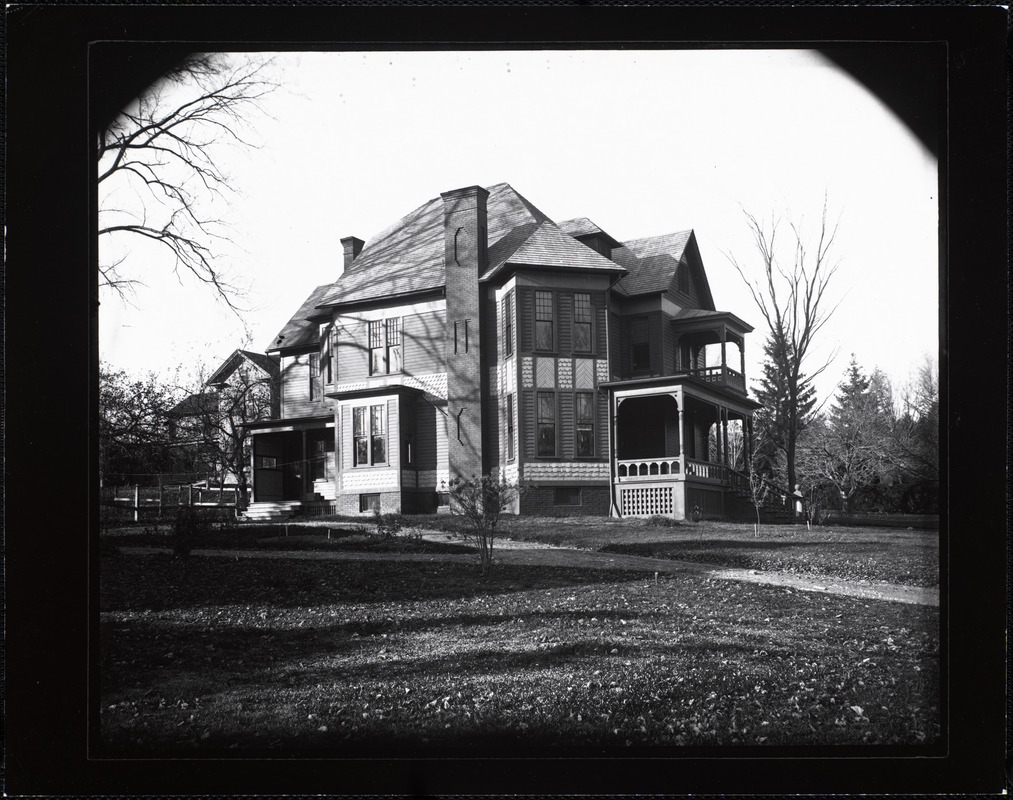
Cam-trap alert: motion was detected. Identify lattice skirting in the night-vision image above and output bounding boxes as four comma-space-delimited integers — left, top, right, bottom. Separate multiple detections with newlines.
619, 485, 676, 517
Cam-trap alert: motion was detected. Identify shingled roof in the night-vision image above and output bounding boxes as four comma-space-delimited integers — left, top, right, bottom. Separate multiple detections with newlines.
267, 284, 333, 353
481, 219, 627, 281
611, 230, 694, 296
318, 183, 554, 308
206, 349, 280, 386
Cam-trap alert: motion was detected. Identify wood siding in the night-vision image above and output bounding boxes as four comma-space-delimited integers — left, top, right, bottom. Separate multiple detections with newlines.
280, 353, 326, 419
403, 310, 445, 375
335, 317, 369, 383
559, 391, 574, 456
414, 397, 439, 473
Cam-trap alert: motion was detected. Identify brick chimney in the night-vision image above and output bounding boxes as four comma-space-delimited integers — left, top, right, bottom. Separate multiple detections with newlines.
441, 185, 490, 480
340, 236, 365, 269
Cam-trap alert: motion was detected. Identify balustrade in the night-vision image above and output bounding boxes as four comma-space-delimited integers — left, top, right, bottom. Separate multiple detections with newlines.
689, 365, 746, 393
616, 457, 681, 481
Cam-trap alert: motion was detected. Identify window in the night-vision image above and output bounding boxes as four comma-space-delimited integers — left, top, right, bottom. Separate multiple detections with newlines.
554, 487, 581, 506
254, 455, 278, 469
359, 493, 381, 513
631, 316, 651, 373
368, 318, 402, 375
309, 352, 321, 400
386, 318, 402, 372
574, 293, 592, 353
575, 391, 595, 457
353, 404, 387, 466
537, 391, 556, 456
322, 329, 333, 384
535, 290, 554, 351
310, 435, 332, 481
502, 291, 514, 357
506, 393, 515, 460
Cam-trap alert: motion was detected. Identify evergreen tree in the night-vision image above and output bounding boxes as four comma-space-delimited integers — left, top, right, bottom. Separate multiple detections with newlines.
798, 355, 896, 512
751, 333, 817, 487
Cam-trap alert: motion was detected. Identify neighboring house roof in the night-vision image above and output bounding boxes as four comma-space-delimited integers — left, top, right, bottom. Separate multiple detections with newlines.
317, 183, 554, 308
267, 284, 334, 353
169, 391, 218, 417
206, 349, 280, 386
481, 219, 627, 282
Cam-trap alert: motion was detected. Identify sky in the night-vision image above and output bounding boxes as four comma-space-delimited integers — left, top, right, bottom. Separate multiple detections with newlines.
99, 49, 938, 405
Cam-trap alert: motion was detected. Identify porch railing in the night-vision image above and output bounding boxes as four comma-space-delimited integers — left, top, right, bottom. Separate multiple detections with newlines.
684, 458, 728, 482
616, 457, 681, 481
689, 366, 746, 394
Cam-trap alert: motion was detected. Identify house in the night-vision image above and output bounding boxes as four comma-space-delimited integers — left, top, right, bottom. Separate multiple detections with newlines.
169, 349, 280, 488
246, 183, 759, 520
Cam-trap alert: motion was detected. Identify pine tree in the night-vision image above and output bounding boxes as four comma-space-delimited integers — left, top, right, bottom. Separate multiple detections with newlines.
751, 333, 817, 487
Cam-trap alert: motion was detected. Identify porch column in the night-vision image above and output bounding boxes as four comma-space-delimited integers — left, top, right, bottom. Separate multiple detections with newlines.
677, 388, 686, 467
720, 325, 727, 370
739, 338, 746, 375
713, 404, 722, 463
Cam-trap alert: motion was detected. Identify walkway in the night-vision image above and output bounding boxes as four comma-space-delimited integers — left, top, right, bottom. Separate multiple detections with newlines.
119, 532, 938, 607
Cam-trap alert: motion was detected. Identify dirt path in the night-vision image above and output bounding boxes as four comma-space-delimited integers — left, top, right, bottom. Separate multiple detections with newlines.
118, 534, 938, 608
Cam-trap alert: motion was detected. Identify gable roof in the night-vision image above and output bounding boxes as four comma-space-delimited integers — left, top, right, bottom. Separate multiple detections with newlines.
481, 219, 627, 282
611, 230, 693, 296
206, 349, 280, 387
318, 183, 553, 308
267, 284, 333, 353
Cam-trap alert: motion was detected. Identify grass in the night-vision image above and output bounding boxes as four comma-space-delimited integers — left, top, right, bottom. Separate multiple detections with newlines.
486, 517, 939, 588
99, 551, 939, 754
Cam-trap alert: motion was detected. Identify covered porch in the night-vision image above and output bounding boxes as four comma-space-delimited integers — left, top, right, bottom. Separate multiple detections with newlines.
246, 415, 336, 506
605, 377, 758, 519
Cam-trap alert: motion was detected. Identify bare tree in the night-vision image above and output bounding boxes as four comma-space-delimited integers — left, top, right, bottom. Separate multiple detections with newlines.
727, 198, 843, 490
448, 476, 526, 576
98, 53, 275, 308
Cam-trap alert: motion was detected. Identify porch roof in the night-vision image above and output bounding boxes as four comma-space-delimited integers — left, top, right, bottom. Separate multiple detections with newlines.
325, 384, 425, 401
244, 414, 334, 433
600, 374, 762, 408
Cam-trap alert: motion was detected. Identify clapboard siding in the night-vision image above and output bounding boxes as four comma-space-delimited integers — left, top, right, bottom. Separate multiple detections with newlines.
522, 389, 535, 459
486, 395, 500, 467
648, 311, 664, 375
519, 286, 534, 352
403, 310, 445, 375
335, 317, 369, 382
280, 353, 325, 418
436, 402, 449, 473
558, 292, 572, 355
597, 388, 608, 458
485, 298, 499, 365
559, 391, 574, 457
414, 397, 438, 472
340, 405, 352, 471
593, 292, 607, 356
608, 311, 621, 379
664, 315, 677, 374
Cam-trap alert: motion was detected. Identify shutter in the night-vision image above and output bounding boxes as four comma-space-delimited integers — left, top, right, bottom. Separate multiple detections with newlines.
519, 287, 533, 352
522, 390, 535, 459
558, 292, 572, 355
559, 391, 574, 458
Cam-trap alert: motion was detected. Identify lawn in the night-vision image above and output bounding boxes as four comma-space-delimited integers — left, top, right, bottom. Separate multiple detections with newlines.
488, 517, 939, 588
99, 548, 940, 754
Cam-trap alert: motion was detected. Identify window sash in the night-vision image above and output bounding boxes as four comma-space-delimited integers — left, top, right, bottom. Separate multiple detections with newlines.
537, 391, 556, 456
503, 292, 514, 357
534, 290, 554, 351
506, 393, 515, 460
576, 391, 595, 456
352, 404, 387, 466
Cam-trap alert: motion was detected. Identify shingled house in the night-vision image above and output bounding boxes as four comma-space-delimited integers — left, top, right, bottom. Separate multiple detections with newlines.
245, 183, 759, 520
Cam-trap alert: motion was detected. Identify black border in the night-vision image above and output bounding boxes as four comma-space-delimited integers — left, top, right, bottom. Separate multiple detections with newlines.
5, 5, 1007, 796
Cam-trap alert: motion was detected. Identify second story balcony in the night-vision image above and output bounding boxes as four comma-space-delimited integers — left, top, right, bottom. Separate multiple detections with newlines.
687, 365, 746, 394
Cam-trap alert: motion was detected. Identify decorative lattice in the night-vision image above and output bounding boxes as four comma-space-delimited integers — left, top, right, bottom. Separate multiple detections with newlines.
620, 486, 675, 517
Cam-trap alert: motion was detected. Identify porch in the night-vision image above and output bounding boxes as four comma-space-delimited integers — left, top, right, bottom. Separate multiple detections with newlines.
604, 376, 759, 520
246, 415, 337, 505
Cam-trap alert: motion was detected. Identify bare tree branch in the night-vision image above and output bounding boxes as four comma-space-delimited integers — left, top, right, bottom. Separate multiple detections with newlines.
98, 53, 277, 313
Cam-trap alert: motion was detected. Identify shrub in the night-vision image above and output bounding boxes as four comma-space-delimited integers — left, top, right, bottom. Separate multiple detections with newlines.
448, 476, 527, 575
372, 512, 404, 540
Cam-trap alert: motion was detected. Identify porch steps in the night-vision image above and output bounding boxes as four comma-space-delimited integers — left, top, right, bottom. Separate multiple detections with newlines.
242, 501, 302, 522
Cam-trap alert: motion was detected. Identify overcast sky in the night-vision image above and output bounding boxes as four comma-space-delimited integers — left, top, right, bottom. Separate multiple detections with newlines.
99, 49, 938, 403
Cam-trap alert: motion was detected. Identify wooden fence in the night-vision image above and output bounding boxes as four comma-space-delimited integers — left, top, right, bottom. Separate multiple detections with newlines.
102, 484, 249, 521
